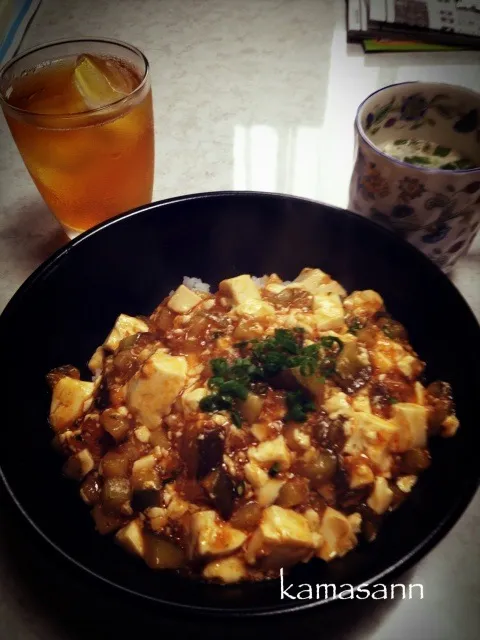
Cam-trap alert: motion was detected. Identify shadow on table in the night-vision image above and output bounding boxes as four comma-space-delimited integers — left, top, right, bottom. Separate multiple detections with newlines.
0, 482, 410, 640
0, 198, 67, 271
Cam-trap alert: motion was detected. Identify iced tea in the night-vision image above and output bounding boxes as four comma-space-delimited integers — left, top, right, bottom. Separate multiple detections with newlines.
0, 39, 154, 236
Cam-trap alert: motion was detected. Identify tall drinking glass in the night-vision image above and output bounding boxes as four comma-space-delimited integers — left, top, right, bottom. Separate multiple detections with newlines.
0, 38, 154, 237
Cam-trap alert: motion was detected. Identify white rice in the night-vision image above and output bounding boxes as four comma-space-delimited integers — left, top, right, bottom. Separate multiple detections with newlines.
170, 274, 290, 296
252, 275, 267, 287
182, 276, 211, 292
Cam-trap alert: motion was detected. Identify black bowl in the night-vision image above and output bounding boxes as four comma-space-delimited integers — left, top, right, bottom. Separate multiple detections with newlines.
0, 191, 478, 616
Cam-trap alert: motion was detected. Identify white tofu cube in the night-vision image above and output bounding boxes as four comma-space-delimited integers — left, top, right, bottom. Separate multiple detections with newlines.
348, 512, 362, 535
234, 299, 275, 318
316, 281, 347, 297
146, 507, 168, 532
244, 462, 269, 489
103, 314, 149, 352
344, 411, 398, 454
265, 283, 285, 295
367, 477, 393, 515
348, 462, 374, 489
372, 350, 394, 373
441, 414, 460, 438
115, 520, 145, 557
240, 393, 264, 424
88, 347, 104, 374
324, 391, 351, 419
245, 506, 315, 567
132, 454, 156, 474
127, 350, 187, 429
317, 507, 358, 561
219, 275, 261, 304
391, 403, 427, 452
181, 387, 208, 415
291, 268, 329, 293
351, 391, 371, 413
203, 556, 247, 583
134, 426, 151, 443
343, 411, 398, 474
396, 475, 417, 493
189, 511, 246, 558
167, 494, 190, 520
250, 422, 271, 442
312, 293, 344, 331
256, 479, 285, 507
63, 449, 94, 480
288, 427, 311, 451
167, 285, 202, 314
247, 436, 292, 470
343, 290, 384, 318
50, 377, 94, 432
397, 354, 422, 380
304, 508, 321, 532
414, 382, 426, 405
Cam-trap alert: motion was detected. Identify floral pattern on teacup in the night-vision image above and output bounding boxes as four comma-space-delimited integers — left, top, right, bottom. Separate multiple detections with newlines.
350, 157, 480, 269
364, 91, 480, 142
350, 83, 480, 271
357, 161, 391, 200
398, 177, 426, 202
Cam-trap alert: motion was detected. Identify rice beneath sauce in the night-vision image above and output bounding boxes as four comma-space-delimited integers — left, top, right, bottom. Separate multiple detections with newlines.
175, 275, 291, 295
181, 275, 276, 292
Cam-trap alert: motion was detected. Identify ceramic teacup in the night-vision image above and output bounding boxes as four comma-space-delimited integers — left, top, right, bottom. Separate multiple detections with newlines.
349, 82, 480, 271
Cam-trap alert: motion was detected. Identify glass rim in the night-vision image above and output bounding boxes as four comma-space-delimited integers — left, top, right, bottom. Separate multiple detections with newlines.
0, 36, 150, 119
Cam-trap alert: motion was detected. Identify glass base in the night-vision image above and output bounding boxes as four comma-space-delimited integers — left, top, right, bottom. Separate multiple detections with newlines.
60, 221, 84, 240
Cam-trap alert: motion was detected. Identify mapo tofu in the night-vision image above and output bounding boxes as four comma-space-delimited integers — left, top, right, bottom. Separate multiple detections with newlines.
47, 269, 460, 583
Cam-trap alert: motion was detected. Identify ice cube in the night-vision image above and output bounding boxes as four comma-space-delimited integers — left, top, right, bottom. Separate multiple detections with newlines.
74, 55, 132, 110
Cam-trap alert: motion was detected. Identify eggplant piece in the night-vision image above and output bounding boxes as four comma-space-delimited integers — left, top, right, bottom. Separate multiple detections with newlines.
399, 448, 430, 474
196, 427, 225, 479
296, 451, 337, 488
132, 489, 161, 512
426, 381, 453, 435
230, 501, 262, 531
202, 467, 236, 520
102, 477, 132, 512
268, 369, 302, 391
333, 366, 371, 395
144, 535, 185, 569
100, 407, 131, 441
182, 423, 225, 479
359, 505, 382, 542
312, 413, 346, 451
46, 364, 81, 389
91, 504, 126, 535
94, 376, 111, 410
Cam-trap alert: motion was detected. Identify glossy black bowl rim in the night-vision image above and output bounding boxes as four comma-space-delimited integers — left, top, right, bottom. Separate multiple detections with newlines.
0, 190, 479, 617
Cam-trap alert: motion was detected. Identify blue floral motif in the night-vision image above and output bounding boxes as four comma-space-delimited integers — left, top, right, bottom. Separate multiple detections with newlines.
366, 112, 374, 130
453, 109, 478, 134
398, 177, 426, 203
401, 94, 428, 121
392, 204, 414, 218
463, 181, 480, 194
421, 223, 451, 244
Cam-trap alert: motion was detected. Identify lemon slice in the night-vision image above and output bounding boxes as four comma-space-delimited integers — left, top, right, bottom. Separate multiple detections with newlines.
74, 54, 128, 109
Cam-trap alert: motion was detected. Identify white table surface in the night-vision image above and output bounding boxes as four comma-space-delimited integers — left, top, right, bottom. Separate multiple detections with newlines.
0, 1, 479, 638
